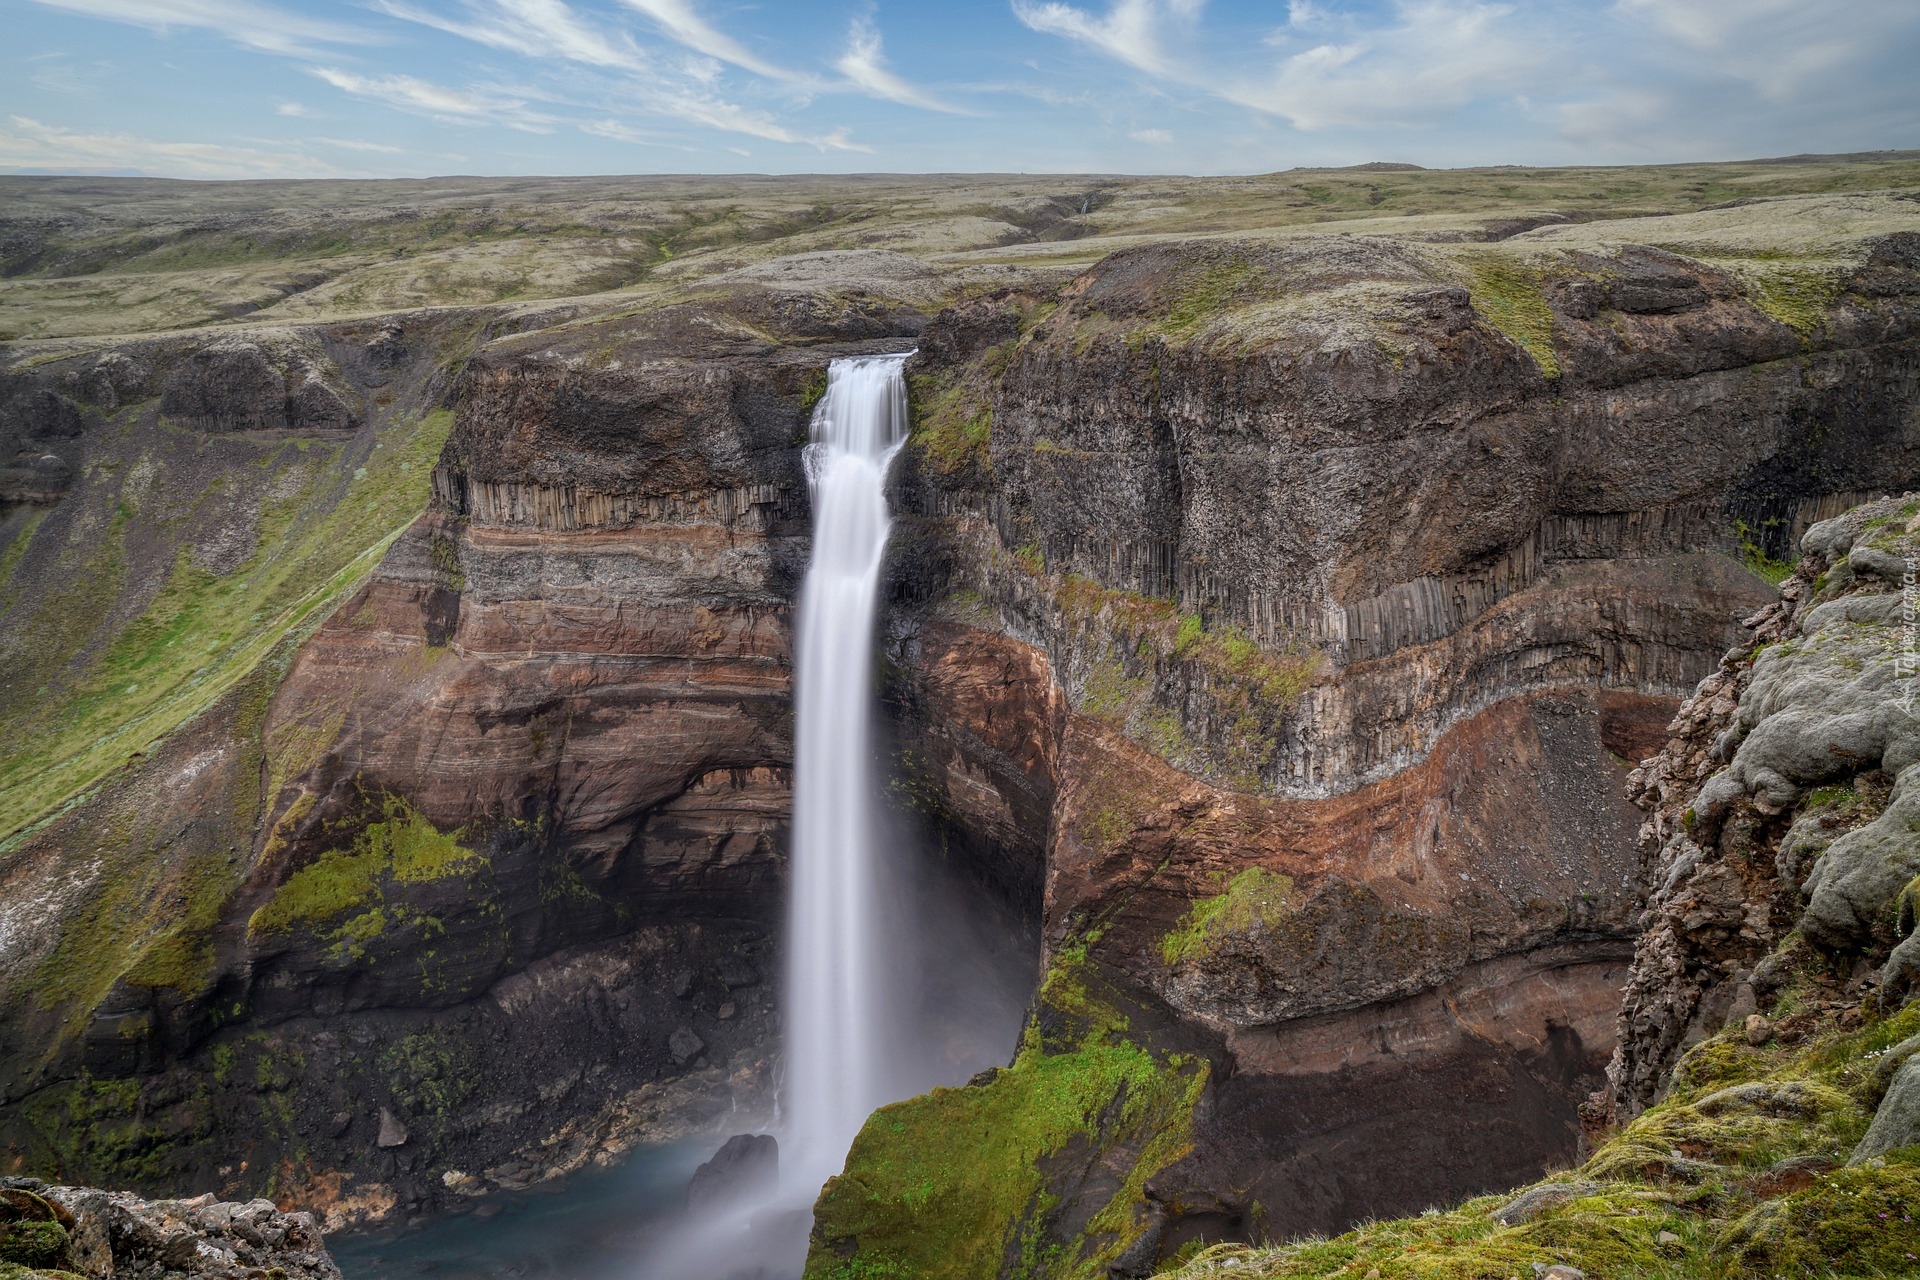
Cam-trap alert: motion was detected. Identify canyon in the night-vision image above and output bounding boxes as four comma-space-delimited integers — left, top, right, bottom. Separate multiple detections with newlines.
2, 158, 1919, 1279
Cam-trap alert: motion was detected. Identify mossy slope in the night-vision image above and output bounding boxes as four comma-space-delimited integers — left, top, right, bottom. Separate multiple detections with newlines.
1162, 998, 1920, 1278
0, 406, 453, 842
807, 944, 1209, 1280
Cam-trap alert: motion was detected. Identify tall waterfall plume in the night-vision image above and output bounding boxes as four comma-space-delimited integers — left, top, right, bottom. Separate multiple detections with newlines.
784, 353, 911, 1187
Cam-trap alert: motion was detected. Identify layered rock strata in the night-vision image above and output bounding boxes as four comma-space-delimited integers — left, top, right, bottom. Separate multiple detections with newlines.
3, 208, 1919, 1269
814, 223, 1920, 1274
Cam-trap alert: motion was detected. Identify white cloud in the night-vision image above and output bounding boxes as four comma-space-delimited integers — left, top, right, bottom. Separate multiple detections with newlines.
1228, 1, 1545, 129
1013, 0, 1193, 76
638, 88, 871, 150
1130, 127, 1171, 142
615, 0, 805, 82
0, 114, 342, 177
835, 17, 967, 114
275, 101, 318, 117
373, 0, 647, 72
27, 0, 370, 56
29, 57, 111, 97
310, 67, 558, 131
314, 137, 407, 153
1616, 0, 1912, 99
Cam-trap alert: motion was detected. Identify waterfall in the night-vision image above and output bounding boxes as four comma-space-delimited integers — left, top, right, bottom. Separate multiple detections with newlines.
641, 352, 1025, 1279
784, 353, 910, 1187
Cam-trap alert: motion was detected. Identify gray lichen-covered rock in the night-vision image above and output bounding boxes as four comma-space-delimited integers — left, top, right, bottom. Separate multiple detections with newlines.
1852, 1055, 1920, 1163
1608, 493, 1920, 1116
0, 1178, 340, 1280
1704, 629, 1919, 819
1801, 765, 1920, 950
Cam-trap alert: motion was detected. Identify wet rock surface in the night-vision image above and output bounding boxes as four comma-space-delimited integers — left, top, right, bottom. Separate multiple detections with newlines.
685, 1134, 777, 1217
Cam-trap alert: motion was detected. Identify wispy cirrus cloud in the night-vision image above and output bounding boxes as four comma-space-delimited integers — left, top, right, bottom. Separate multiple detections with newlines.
835, 16, 968, 114
310, 67, 559, 132
615, 0, 806, 83
1011, 0, 1201, 77
372, 0, 648, 72
0, 113, 342, 176
27, 0, 372, 56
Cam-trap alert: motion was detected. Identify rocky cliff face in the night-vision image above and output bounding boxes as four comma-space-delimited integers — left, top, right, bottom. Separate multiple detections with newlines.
1139, 495, 1920, 1280
0, 269, 943, 1228
813, 205, 1920, 1275
1606, 493, 1920, 1117
3, 192, 1919, 1273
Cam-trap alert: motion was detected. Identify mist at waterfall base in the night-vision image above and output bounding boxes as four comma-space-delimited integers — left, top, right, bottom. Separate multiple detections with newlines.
633, 354, 1033, 1280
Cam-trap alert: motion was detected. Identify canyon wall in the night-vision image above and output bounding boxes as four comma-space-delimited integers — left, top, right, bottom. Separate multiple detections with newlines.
813, 211, 1920, 1275
2, 198, 1918, 1273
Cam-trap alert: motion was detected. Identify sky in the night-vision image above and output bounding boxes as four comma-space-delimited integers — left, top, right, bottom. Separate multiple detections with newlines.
2, 0, 1918, 178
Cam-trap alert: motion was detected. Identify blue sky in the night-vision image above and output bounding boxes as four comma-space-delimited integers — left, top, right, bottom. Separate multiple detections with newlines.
4, 0, 1918, 178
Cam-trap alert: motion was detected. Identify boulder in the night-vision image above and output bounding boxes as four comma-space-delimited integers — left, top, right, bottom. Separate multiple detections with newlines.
1489, 1181, 1600, 1226
376, 1108, 409, 1148
686, 1133, 778, 1216
4, 389, 84, 440
1801, 765, 1920, 950
1853, 1055, 1920, 1163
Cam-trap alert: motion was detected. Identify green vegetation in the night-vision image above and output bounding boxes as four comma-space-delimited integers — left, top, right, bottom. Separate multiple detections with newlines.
907, 340, 1012, 474
19, 1072, 214, 1190
1042, 571, 1320, 791
1161, 867, 1296, 966
1717, 258, 1847, 335
799, 366, 830, 415
1159, 961, 1920, 1280
1733, 517, 1797, 584
907, 370, 994, 472
7, 156, 1918, 339
807, 947, 1208, 1280
1155, 256, 1263, 338
379, 1029, 480, 1121
0, 409, 454, 842
18, 628, 312, 1015
1458, 252, 1561, 378
247, 794, 485, 958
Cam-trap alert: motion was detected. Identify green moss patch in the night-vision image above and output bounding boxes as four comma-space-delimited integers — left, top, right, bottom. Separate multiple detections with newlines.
1718, 1162, 1920, 1275
1458, 252, 1560, 379
248, 794, 485, 959
1169, 1183, 1703, 1279
0, 409, 454, 842
1161, 867, 1296, 966
807, 950, 1207, 1280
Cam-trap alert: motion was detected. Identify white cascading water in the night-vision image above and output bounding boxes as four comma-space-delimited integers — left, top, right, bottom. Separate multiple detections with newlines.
783, 352, 911, 1188
638, 354, 916, 1280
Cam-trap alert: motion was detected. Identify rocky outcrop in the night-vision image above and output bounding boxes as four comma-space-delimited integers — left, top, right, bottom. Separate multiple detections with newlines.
1139, 492, 1920, 1280
1606, 492, 1920, 1118
158, 340, 359, 435
0, 1177, 338, 1280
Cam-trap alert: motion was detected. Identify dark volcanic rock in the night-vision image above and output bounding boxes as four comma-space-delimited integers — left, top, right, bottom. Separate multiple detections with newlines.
686, 1133, 778, 1216
158, 340, 359, 433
